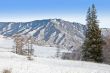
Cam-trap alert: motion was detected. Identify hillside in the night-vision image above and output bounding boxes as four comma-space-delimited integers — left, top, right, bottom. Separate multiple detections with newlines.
0, 27, 110, 73
0, 47, 110, 73
0, 19, 110, 62
0, 19, 86, 51
0, 19, 109, 50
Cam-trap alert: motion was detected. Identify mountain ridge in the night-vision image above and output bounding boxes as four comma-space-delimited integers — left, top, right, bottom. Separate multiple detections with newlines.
0, 19, 86, 51
0, 19, 109, 52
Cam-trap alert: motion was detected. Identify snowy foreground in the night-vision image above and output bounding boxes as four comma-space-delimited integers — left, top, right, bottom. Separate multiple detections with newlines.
0, 48, 110, 73
0, 36, 110, 73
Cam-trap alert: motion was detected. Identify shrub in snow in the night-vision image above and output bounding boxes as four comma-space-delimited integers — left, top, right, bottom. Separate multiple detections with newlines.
2, 69, 11, 73
27, 56, 33, 61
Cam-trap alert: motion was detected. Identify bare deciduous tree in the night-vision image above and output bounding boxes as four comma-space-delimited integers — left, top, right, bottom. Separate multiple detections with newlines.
14, 35, 24, 55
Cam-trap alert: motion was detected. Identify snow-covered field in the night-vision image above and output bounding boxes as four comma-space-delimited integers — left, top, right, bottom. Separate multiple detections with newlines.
0, 48, 110, 73
0, 35, 110, 73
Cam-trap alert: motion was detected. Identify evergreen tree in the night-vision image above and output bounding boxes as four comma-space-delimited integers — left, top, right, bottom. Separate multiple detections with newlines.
82, 4, 103, 63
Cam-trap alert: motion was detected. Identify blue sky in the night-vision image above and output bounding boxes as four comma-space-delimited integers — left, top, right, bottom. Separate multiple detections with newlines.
0, 0, 109, 28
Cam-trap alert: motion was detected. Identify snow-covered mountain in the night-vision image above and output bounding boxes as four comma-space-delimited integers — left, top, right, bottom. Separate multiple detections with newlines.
0, 19, 110, 63
0, 19, 110, 73
0, 19, 86, 51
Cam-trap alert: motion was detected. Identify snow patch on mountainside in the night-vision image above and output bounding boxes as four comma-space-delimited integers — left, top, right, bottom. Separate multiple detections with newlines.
0, 35, 14, 49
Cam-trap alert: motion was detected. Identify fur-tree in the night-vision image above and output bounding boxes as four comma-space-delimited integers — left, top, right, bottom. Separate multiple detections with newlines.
82, 4, 103, 63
